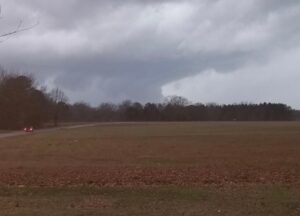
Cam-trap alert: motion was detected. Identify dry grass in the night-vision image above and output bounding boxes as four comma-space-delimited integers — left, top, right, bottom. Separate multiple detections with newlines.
0, 186, 300, 216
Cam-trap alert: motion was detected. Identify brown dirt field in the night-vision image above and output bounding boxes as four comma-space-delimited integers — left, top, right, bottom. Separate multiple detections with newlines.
0, 122, 300, 187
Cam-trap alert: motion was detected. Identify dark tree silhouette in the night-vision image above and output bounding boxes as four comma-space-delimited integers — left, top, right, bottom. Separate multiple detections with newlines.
50, 88, 68, 126
0, 70, 50, 129
70, 102, 96, 122
96, 103, 117, 121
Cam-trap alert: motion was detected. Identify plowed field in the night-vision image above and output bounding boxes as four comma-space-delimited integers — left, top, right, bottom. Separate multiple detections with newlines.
0, 122, 299, 187
1, 122, 300, 215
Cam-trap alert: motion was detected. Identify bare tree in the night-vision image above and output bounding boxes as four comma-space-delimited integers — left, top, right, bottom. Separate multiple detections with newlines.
164, 96, 189, 107
50, 88, 68, 126
50, 88, 68, 105
0, 4, 38, 42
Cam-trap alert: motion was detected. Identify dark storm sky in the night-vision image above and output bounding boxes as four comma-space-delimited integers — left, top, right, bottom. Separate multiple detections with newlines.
1, 0, 300, 108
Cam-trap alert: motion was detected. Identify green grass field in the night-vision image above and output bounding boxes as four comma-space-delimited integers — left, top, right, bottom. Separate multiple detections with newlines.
0, 122, 300, 215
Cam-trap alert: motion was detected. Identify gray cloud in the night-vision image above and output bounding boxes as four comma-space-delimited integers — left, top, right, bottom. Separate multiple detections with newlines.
1, 0, 300, 107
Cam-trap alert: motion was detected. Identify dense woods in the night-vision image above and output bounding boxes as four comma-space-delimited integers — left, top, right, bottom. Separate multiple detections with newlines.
0, 69, 68, 129
0, 71, 297, 130
70, 99, 294, 123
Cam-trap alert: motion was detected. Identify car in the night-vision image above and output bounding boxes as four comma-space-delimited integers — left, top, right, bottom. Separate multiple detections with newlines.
23, 126, 34, 132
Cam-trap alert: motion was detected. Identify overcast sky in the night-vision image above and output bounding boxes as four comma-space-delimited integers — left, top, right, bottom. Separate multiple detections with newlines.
1, 0, 300, 108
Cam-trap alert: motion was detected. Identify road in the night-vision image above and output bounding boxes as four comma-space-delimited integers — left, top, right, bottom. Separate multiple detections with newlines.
0, 123, 101, 139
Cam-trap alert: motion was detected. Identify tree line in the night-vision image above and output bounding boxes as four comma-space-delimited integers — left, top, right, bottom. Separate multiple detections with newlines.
65, 91, 297, 123
0, 69, 68, 129
68, 97, 295, 123
0, 71, 297, 130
